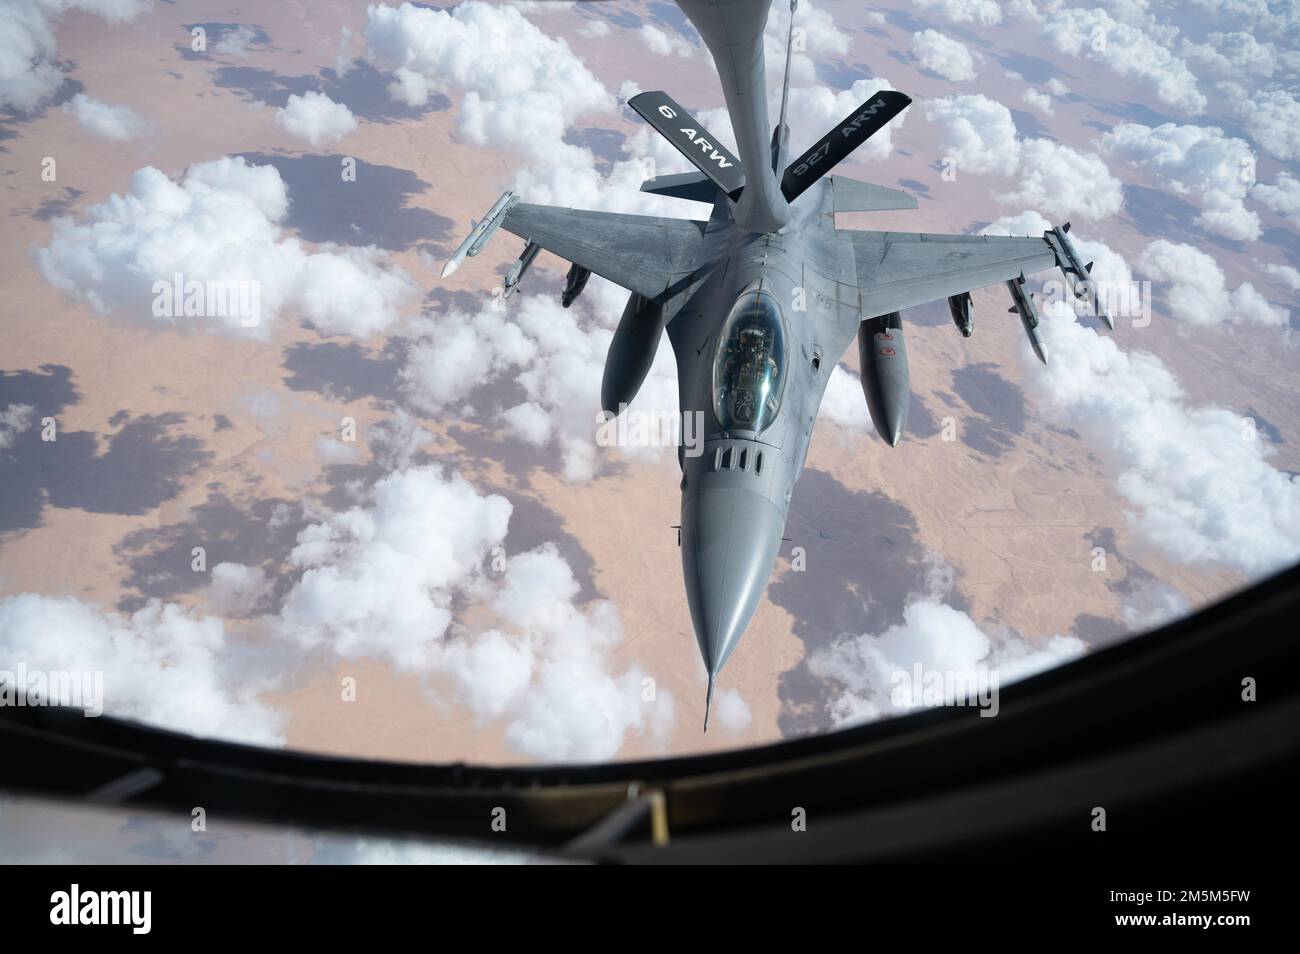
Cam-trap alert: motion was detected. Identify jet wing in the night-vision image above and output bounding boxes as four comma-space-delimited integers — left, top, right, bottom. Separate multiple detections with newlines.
847, 230, 1058, 318
500, 204, 708, 301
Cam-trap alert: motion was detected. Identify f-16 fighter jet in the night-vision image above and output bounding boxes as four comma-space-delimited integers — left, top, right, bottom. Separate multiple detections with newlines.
443, 0, 1111, 729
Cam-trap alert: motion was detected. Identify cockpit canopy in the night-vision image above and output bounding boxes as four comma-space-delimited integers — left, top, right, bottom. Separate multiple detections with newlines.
712, 286, 787, 434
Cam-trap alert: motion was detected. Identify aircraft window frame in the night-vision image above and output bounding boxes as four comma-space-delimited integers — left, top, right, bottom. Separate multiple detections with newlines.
712, 287, 788, 434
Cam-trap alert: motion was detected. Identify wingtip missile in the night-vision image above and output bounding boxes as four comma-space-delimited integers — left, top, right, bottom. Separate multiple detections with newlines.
441, 190, 517, 280
1045, 224, 1112, 331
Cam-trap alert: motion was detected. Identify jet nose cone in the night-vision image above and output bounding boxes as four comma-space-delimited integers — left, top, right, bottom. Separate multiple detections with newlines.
682, 487, 787, 681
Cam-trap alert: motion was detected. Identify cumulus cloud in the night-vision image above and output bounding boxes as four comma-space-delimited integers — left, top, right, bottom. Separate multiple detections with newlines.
913, 0, 1003, 26
923, 94, 1021, 176
211, 24, 261, 60
0, 595, 284, 744
402, 285, 680, 482
1021, 304, 1300, 575
277, 464, 674, 760
364, 0, 682, 220
1258, 262, 1300, 291
763, 0, 851, 87
998, 138, 1124, 221
0, 402, 35, 451
1041, 6, 1205, 114
274, 91, 358, 147
365, 2, 613, 123
784, 77, 909, 164
1181, 31, 1282, 80
809, 555, 1085, 726
819, 365, 874, 432
1253, 172, 1300, 225
1137, 240, 1288, 328
61, 93, 145, 140
0, 0, 149, 113
715, 687, 752, 731
207, 562, 272, 616
1101, 122, 1260, 241
1228, 88, 1300, 163
639, 24, 695, 58
911, 29, 980, 82
1, 456, 676, 760
1022, 87, 1053, 114
922, 95, 1121, 219
35, 156, 417, 338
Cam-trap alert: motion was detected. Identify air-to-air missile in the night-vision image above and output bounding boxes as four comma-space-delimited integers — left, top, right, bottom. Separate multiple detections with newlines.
562, 264, 591, 308
948, 291, 973, 337
1045, 222, 1114, 330
502, 241, 541, 298
1006, 273, 1048, 365
440, 191, 518, 279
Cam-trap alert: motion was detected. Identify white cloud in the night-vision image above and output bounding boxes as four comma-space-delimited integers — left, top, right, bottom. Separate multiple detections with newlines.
1258, 262, 1300, 291
1022, 87, 1054, 114
35, 156, 417, 338
401, 286, 680, 482
274, 91, 358, 147
911, 29, 979, 82
1046, 77, 1070, 96
784, 77, 909, 164
1101, 122, 1260, 241
212, 24, 260, 60
923, 94, 1020, 176
715, 687, 752, 731
639, 24, 695, 58
809, 555, 1085, 726
1226, 87, 1300, 163
314, 436, 361, 463
764, 0, 851, 87
913, 0, 1003, 26
1021, 304, 1300, 575
1181, 31, 1281, 80
61, 93, 145, 140
364, 0, 680, 220
207, 562, 272, 615
1253, 172, 1300, 225
365, 1, 613, 125
334, 26, 355, 77
0, 0, 149, 113
0, 403, 35, 450
818, 365, 874, 432
999, 138, 1124, 221
0, 594, 284, 744
1137, 240, 1287, 328
1041, 7, 1205, 114
277, 465, 674, 761
578, 19, 610, 39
